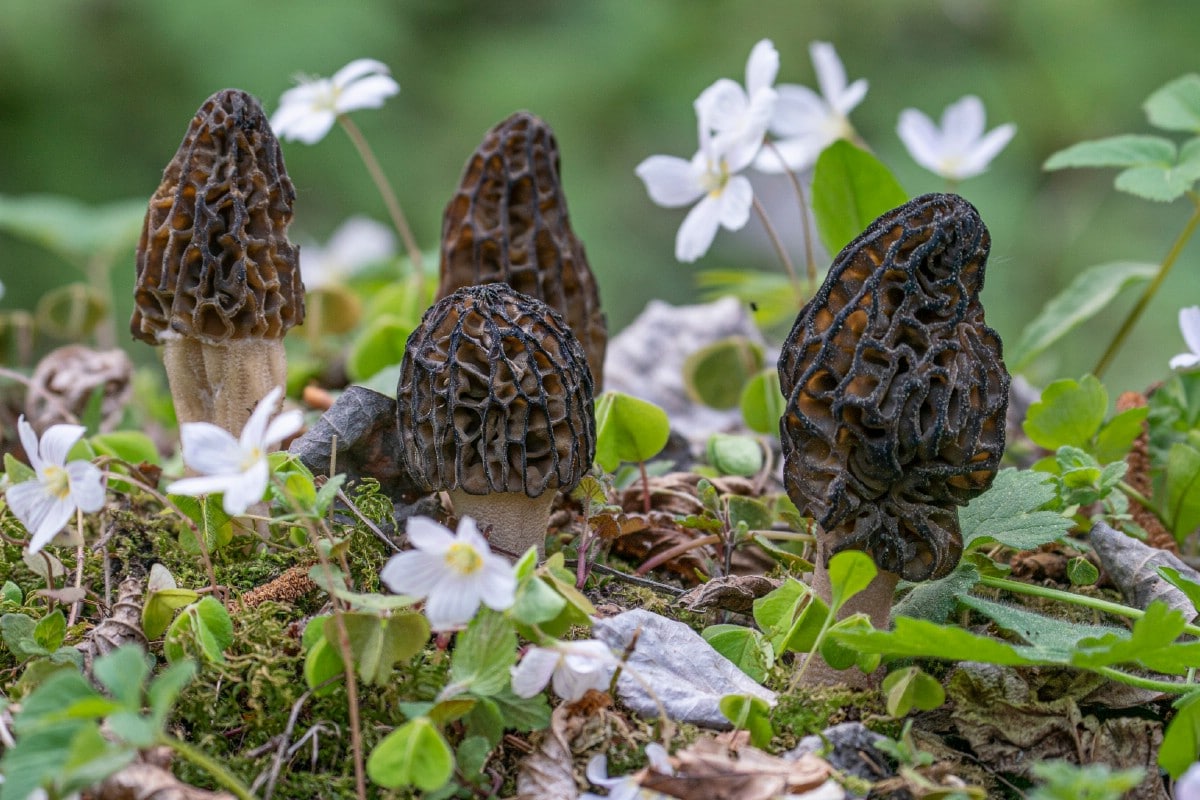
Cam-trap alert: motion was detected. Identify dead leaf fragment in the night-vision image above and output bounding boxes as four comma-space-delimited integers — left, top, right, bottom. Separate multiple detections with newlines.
643, 734, 831, 800
676, 575, 781, 614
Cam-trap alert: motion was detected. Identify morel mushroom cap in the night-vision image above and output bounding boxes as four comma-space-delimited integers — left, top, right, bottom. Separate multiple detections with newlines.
397, 282, 596, 557
438, 111, 607, 388
131, 88, 304, 433
779, 193, 1009, 584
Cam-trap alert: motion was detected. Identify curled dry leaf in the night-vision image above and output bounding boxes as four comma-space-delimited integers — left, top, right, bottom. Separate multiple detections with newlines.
77, 575, 147, 675
92, 760, 236, 800
26, 345, 134, 432
1090, 520, 1200, 620
643, 733, 831, 800
676, 574, 781, 615
516, 697, 613, 800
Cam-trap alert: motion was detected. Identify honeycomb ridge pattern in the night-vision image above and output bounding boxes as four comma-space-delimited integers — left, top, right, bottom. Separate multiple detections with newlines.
779, 194, 1010, 581
397, 283, 596, 498
438, 111, 607, 386
131, 89, 303, 345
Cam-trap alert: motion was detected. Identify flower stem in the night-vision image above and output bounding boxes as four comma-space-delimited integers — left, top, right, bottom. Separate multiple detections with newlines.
764, 140, 818, 298
750, 195, 802, 299
337, 115, 425, 293
978, 574, 1200, 638
1093, 194, 1200, 378
1093, 665, 1196, 695
159, 732, 258, 800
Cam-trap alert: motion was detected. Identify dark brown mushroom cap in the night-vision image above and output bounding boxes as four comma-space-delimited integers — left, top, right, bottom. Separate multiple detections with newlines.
779, 193, 1009, 582
438, 111, 607, 387
397, 282, 596, 498
131, 89, 304, 345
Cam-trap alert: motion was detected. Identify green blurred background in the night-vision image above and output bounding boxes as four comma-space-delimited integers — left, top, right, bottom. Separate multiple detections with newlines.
2, 0, 1199, 396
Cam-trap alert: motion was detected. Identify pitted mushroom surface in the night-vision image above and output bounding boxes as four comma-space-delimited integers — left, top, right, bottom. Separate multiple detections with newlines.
131, 88, 303, 433
779, 193, 1009, 584
397, 282, 595, 557
438, 111, 606, 387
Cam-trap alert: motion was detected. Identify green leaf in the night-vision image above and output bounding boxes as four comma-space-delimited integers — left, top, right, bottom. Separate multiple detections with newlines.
682, 337, 763, 410
593, 391, 671, 471
146, 661, 196, 725
1024, 376, 1108, 450
1066, 557, 1100, 586
1093, 406, 1149, 464
447, 609, 516, 699
338, 612, 430, 686
1070, 601, 1193, 673
819, 614, 879, 672
831, 615, 1037, 665
346, 314, 413, 382
696, 269, 801, 329
881, 666, 945, 717
1145, 74, 1200, 133
169, 494, 233, 552
511, 575, 568, 627
88, 431, 159, 466
752, 577, 811, 653
366, 717, 454, 791
1166, 442, 1200, 541
1029, 760, 1146, 800
0, 194, 145, 267
1044, 134, 1176, 169
718, 694, 773, 748
782, 595, 829, 654
1007, 261, 1157, 371
1114, 161, 1200, 202
891, 563, 981, 624
34, 609, 66, 652
488, 687, 551, 732
15, 668, 102, 732
811, 141, 908, 254
142, 588, 199, 641
1159, 566, 1200, 614
706, 434, 763, 477
739, 369, 786, 436
1, 581, 22, 607
703, 625, 773, 683
303, 637, 345, 696
1, 613, 47, 660
827, 550, 877, 613
91, 645, 149, 708
1160, 690, 1200, 778
726, 495, 773, 534
163, 597, 232, 665
4, 452, 35, 483
959, 594, 1116, 663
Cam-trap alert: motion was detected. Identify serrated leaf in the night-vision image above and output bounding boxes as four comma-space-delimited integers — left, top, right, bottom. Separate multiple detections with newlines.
811, 141, 908, 254
1007, 261, 1157, 371
960, 470, 1067, 554
593, 391, 670, 471
1024, 376, 1108, 450
1044, 134, 1175, 170
959, 594, 1112, 663
1145, 74, 1200, 133
366, 717, 453, 791
830, 615, 1036, 665
1071, 601, 1194, 673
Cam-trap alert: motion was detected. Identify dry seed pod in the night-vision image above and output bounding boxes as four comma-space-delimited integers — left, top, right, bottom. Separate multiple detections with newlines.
439, 111, 607, 387
131, 89, 304, 434
397, 283, 596, 557
780, 193, 1009, 591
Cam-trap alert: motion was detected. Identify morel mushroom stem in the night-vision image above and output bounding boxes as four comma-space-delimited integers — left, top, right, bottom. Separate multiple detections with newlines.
449, 489, 557, 559
162, 337, 286, 431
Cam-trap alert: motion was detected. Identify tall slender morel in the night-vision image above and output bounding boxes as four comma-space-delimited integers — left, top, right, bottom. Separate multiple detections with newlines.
439, 111, 607, 387
397, 283, 596, 558
131, 89, 304, 434
779, 193, 1009, 640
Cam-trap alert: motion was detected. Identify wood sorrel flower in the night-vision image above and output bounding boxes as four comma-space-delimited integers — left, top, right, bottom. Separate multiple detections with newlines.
271, 58, 399, 145
755, 41, 867, 173
897, 95, 1016, 182
1170, 306, 1200, 370
582, 743, 674, 800
6, 417, 105, 555
510, 639, 616, 701
300, 216, 396, 290
166, 386, 303, 516
380, 516, 516, 631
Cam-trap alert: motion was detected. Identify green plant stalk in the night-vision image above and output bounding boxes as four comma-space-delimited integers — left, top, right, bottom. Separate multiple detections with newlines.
1093, 194, 1200, 378
337, 115, 425, 294
159, 732, 258, 800
763, 140, 817, 296
978, 575, 1200, 638
1119, 480, 1168, 527
1094, 665, 1196, 694
750, 195, 802, 300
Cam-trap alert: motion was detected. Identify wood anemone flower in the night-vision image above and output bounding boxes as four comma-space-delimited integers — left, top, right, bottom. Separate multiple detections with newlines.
131, 88, 304, 435
396, 283, 596, 559
778, 193, 1009, 680
438, 111, 607, 388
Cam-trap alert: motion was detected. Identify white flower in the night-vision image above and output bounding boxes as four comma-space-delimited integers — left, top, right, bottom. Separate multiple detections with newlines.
165, 387, 303, 516
696, 39, 779, 165
271, 58, 400, 145
301, 216, 396, 290
380, 516, 516, 630
5, 417, 105, 555
755, 42, 867, 173
897, 95, 1016, 181
1170, 306, 1200, 370
582, 743, 674, 800
1177, 762, 1200, 800
0, 278, 5, 300
511, 639, 616, 701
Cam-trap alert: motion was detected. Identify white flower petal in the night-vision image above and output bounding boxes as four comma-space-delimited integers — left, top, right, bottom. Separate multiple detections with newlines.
511, 648, 560, 697
675, 194, 723, 263
635, 155, 705, 208
65, 461, 105, 513
720, 89, 776, 173
745, 39, 779, 98
769, 84, 826, 138
17, 417, 43, 473
754, 134, 822, 173
478, 560, 517, 610
276, 111, 337, 145
956, 123, 1017, 179
180, 423, 242, 475
695, 79, 750, 136
405, 517, 456, 554
40, 424, 86, 470
941, 95, 986, 151
220, 459, 268, 516
717, 176, 753, 230
455, 516, 492, 552
645, 743, 672, 773
835, 78, 869, 116
241, 387, 284, 449
7, 480, 53, 538
1170, 352, 1200, 370
585, 754, 617, 787
897, 108, 945, 173
552, 661, 609, 701
166, 473, 242, 498
810, 42, 847, 103
331, 58, 392, 90
425, 581, 481, 630
561, 640, 616, 672
380, 549, 446, 597
336, 75, 400, 113
1181, 307, 1200, 356
263, 409, 304, 449
325, 217, 396, 271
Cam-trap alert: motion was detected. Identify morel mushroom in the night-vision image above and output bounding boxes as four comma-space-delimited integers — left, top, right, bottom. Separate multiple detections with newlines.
779, 193, 1009, 632
397, 283, 595, 558
131, 89, 304, 434
439, 111, 607, 387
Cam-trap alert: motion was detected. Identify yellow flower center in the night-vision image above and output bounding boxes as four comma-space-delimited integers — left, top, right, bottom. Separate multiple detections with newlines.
445, 542, 483, 576
240, 447, 263, 472
43, 465, 70, 500
701, 158, 731, 197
